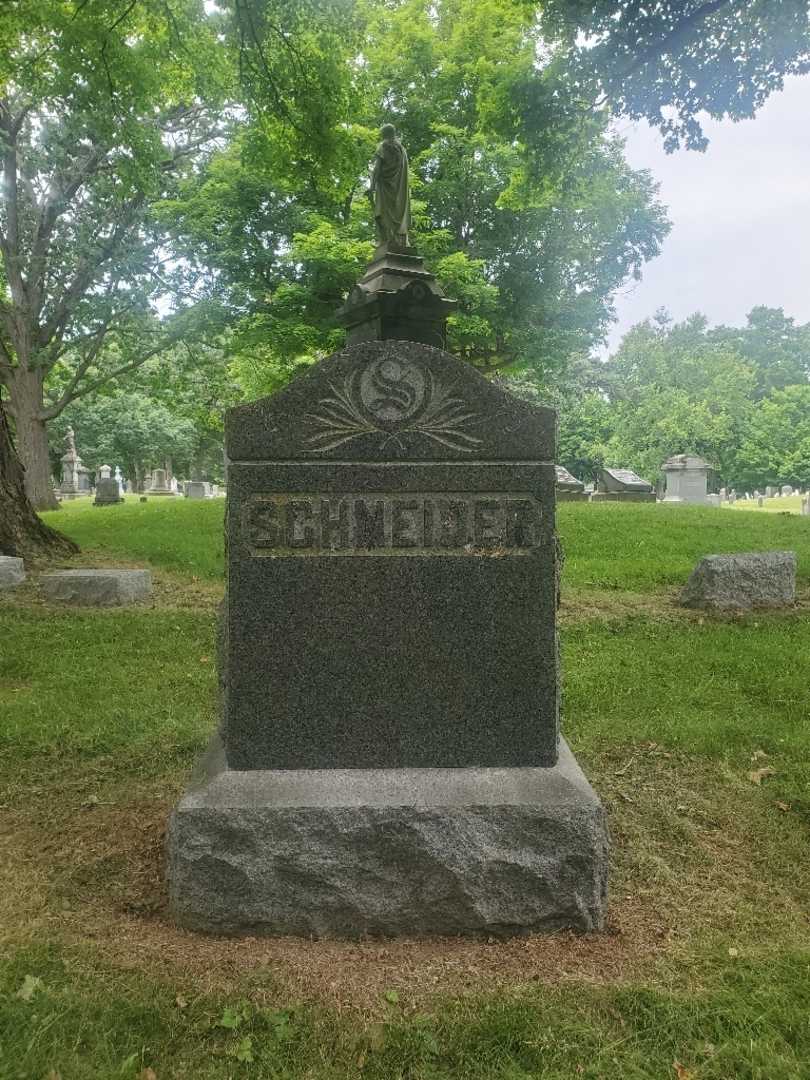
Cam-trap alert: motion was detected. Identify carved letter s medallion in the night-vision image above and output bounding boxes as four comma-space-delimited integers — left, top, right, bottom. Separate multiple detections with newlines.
304, 348, 484, 455
359, 358, 426, 424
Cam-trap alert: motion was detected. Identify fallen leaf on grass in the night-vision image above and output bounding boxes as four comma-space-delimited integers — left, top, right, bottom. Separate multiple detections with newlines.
728, 947, 739, 957
139, 1070, 158, 1080
673, 1062, 693, 1079
748, 767, 776, 785
175, 994, 188, 1009
47, 1071, 62, 1080
775, 801, 791, 812
16, 974, 43, 1001
751, 749, 769, 761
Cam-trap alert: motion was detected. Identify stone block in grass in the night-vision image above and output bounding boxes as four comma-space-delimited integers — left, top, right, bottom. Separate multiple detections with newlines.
41, 569, 151, 606
680, 551, 796, 610
0, 556, 25, 589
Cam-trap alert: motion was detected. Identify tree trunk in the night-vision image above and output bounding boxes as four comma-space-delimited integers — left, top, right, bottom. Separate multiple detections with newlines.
0, 399, 78, 559
8, 369, 58, 510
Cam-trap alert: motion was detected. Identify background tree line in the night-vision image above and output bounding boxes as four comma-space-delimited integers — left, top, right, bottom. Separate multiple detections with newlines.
542, 305, 810, 490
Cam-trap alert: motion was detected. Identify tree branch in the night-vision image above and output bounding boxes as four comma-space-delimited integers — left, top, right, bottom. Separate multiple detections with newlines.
42, 328, 189, 418
612, 0, 734, 83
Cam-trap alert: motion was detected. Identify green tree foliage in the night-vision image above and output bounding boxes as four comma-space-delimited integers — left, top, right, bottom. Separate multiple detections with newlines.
709, 306, 810, 398
52, 393, 198, 488
0, 0, 230, 506
737, 386, 810, 489
540, 1, 810, 151
168, 0, 670, 392
569, 307, 810, 487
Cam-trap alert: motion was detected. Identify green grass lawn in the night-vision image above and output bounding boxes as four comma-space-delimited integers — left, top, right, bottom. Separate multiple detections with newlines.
42, 496, 810, 589
3, 498, 810, 1078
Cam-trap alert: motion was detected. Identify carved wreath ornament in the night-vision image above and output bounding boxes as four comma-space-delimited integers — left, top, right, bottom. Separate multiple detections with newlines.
304, 356, 483, 454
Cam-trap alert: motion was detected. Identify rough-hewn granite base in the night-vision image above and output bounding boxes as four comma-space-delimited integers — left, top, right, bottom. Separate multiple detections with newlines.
167, 737, 608, 938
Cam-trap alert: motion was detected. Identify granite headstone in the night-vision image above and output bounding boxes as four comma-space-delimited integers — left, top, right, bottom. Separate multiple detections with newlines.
168, 339, 608, 937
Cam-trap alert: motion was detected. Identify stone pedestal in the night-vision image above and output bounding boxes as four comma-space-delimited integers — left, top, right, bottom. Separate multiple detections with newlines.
169, 737, 607, 937
337, 243, 457, 348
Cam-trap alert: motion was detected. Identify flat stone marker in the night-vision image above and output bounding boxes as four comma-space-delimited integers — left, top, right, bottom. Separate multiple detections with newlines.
168, 339, 608, 937
0, 556, 25, 589
41, 569, 151, 606
680, 552, 796, 611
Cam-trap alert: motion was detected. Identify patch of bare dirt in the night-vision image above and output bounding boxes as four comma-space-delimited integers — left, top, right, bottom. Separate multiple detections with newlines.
5, 745, 808, 1010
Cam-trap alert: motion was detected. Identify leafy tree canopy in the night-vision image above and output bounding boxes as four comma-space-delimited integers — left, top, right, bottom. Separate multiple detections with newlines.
539, 1, 810, 151
169, 0, 670, 391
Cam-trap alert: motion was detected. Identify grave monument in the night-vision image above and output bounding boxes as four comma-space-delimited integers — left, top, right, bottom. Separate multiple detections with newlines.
167, 127, 608, 938
661, 453, 712, 504
555, 465, 588, 502
149, 468, 175, 496
591, 467, 655, 503
59, 427, 92, 499
94, 464, 123, 506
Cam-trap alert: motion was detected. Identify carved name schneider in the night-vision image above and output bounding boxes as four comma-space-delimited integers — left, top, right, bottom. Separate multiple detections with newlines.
243, 492, 542, 556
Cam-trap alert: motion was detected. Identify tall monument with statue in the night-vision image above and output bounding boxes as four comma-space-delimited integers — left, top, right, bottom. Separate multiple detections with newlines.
337, 125, 457, 349
167, 126, 608, 937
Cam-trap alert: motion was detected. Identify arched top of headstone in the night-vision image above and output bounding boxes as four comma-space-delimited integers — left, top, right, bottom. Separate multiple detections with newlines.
226, 341, 555, 462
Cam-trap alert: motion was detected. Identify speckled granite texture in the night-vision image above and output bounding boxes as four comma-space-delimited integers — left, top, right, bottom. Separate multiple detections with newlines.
168, 737, 608, 937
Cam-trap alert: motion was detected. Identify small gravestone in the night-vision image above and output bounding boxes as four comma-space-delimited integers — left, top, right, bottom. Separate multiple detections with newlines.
167, 339, 608, 938
592, 467, 655, 503
719, 487, 727, 501
41, 569, 151, 606
766, 485, 776, 497
94, 464, 123, 506
758, 496, 765, 507
93, 478, 123, 506
782, 484, 794, 496
185, 480, 213, 499
555, 465, 588, 501
661, 454, 712, 504
706, 494, 721, 507
150, 468, 174, 496
0, 557, 25, 589
802, 495, 810, 516
680, 552, 796, 611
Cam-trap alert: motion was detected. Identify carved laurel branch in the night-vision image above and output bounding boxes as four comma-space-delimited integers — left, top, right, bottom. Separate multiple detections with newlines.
304, 370, 483, 454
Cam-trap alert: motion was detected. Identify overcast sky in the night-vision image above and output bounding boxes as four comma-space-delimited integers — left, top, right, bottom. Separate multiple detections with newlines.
604, 75, 810, 355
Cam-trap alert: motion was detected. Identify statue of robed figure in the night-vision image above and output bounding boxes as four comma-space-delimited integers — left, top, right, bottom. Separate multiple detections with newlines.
370, 124, 411, 247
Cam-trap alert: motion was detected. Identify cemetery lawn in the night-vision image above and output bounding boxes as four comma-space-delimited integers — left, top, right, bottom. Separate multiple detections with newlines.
2, 499, 809, 1078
